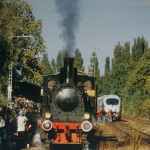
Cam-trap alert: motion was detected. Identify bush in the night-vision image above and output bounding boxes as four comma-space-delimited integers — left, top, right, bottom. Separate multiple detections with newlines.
0, 92, 7, 107
0, 84, 7, 107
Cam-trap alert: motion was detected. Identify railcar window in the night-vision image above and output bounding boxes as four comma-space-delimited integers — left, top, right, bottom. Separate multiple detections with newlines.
106, 98, 119, 105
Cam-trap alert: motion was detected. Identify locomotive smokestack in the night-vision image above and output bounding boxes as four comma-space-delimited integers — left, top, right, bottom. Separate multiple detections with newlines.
64, 57, 74, 84
55, 0, 81, 57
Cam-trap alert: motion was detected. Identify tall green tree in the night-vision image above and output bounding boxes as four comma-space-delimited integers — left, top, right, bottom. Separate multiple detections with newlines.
104, 56, 110, 76
74, 48, 84, 71
88, 52, 101, 95
56, 50, 64, 72
88, 52, 100, 78
110, 63, 130, 95
122, 42, 131, 63
114, 42, 122, 64
103, 56, 111, 94
51, 58, 56, 74
132, 36, 148, 62
111, 58, 115, 72
110, 42, 132, 95
41, 52, 52, 75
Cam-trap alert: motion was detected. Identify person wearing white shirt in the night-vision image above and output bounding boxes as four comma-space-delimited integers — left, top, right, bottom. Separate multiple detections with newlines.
17, 110, 32, 149
0, 116, 5, 128
17, 110, 28, 136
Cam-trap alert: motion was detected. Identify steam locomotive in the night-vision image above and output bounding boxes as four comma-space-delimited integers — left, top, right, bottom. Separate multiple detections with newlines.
14, 57, 97, 148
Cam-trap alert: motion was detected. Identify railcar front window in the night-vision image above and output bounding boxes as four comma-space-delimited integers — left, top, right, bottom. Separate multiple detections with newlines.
106, 98, 119, 105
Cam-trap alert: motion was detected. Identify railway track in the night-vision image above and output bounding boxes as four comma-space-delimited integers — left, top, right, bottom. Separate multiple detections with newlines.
120, 121, 150, 136
121, 114, 150, 138
121, 114, 150, 125
112, 121, 150, 147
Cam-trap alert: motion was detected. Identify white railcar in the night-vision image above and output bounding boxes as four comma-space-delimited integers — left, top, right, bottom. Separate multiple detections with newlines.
97, 95, 121, 120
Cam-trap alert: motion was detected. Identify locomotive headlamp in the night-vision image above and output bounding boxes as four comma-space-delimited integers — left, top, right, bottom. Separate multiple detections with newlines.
81, 121, 92, 132
84, 113, 90, 120
115, 113, 119, 117
42, 120, 52, 131
45, 112, 51, 119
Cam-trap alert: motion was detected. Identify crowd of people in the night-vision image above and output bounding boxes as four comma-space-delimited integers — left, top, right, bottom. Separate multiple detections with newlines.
0, 97, 40, 150
93, 110, 113, 127
0, 97, 114, 149
97, 110, 112, 123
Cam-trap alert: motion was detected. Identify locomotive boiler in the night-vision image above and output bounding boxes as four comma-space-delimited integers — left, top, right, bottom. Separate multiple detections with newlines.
40, 57, 97, 147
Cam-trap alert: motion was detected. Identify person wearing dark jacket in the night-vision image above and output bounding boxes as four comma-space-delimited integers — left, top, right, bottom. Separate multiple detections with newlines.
101, 110, 106, 122
7, 114, 17, 150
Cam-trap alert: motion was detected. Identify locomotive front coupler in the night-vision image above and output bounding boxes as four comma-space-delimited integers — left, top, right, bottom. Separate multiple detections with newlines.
76, 124, 80, 137
65, 124, 71, 141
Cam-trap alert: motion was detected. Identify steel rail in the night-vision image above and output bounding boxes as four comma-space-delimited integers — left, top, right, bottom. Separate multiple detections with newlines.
121, 115, 150, 125
112, 122, 150, 147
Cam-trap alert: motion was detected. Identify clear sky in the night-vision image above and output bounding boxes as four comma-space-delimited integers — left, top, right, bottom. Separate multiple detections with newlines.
26, 0, 150, 75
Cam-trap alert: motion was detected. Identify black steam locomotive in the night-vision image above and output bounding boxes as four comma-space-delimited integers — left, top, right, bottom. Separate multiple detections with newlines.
14, 57, 97, 147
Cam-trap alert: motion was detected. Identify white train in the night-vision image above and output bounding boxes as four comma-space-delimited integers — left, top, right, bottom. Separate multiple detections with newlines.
97, 95, 121, 120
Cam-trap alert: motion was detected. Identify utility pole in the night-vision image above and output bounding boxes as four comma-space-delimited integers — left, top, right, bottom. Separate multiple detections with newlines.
7, 41, 13, 107
7, 34, 30, 107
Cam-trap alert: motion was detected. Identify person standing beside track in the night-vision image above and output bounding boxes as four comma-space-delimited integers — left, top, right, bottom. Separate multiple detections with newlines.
108, 112, 112, 122
97, 111, 102, 123
101, 109, 106, 122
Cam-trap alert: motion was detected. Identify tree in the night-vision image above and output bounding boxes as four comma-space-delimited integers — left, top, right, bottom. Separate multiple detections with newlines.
88, 52, 101, 95
56, 50, 64, 72
4, 0, 45, 81
111, 42, 132, 95
0, 0, 10, 78
122, 42, 131, 63
103, 56, 111, 94
74, 48, 84, 71
0, 0, 45, 101
97, 37, 150, 118
104, 56, 110, 76
114, 42, 122, 64
122, 50, 150, 117
51, 58, 56, 74
110, 63, 130, 95
111, 58, 115, 72
12, 1, 45, 83
41, 52, 52, 75
88, 52, 100, 78
132, 36, 148, 62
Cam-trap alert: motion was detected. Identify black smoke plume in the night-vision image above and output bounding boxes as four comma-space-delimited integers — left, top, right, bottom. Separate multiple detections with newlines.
55, 0, 80, 57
